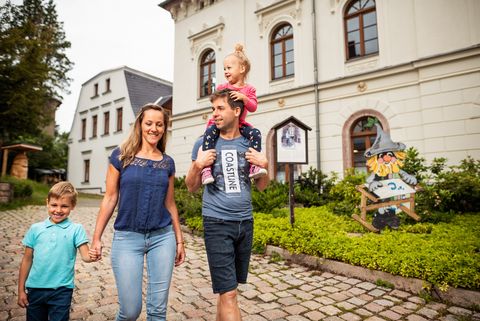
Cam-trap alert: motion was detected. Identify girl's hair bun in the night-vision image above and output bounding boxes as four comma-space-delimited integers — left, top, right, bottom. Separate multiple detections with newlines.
234, 43, 244, 53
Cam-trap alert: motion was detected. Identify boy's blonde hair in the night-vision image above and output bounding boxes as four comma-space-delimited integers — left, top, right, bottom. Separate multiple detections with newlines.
228, 43, 251, 77
48, 181, 78, 207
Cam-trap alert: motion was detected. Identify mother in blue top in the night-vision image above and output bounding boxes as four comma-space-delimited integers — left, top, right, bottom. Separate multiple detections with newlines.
90, 103, 185, 321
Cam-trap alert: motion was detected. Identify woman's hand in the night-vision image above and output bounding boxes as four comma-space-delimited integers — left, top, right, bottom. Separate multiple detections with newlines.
175, 242, 186, 266
89, 239, 103, 261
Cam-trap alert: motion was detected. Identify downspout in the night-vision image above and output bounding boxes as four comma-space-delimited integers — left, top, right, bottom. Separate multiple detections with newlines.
312, 0, 321, 171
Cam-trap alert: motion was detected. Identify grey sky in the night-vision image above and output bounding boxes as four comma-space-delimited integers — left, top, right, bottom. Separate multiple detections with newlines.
54, 0, 174, 133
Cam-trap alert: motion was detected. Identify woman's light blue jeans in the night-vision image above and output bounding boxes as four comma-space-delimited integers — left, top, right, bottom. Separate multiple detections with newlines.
111, 225, 176, 321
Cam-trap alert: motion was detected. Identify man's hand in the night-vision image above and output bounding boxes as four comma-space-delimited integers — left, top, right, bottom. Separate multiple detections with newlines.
245, 148, 268, 168
196, 148, 217, 169
186, 147, 217, 193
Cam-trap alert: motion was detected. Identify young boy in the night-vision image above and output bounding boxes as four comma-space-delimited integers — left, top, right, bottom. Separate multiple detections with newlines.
17, 181, 94, 321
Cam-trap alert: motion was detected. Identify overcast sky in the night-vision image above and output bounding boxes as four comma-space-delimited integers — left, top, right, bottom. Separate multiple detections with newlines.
53, 0, 175, 133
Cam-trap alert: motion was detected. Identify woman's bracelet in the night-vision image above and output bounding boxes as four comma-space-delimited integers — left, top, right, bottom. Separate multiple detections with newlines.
176, 241, 185, 245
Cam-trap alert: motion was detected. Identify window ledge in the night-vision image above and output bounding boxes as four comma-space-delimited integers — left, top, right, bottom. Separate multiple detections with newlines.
269, 76, 295, 92
91, 94, 99, 99
345, 54, 379, 75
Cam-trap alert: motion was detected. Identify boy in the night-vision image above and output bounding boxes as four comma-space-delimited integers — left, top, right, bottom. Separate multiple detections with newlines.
17, 181, 94, 321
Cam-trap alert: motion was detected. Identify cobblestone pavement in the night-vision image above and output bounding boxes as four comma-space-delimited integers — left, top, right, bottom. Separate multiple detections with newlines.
1, 205, 479, 321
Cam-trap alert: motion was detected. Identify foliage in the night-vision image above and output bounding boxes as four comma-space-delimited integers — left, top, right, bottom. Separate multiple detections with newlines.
402, 147, 428, 182
326, 169, 365, 216
185, 216, 203, 233
0, 176, 49, 210
252, 207, 480, 289
174, 177, 202, 223
0, 0, 73, 147
294, 167, 335, 207
417, 157, 480, 214
251, 181, 288, 213
1, 175, 33, 198
375, 279, 394, 289
10, 131, 69, 172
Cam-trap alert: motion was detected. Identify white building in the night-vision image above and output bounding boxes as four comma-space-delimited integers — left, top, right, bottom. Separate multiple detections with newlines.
67, 66, 172, 193
160, 0, 480, 180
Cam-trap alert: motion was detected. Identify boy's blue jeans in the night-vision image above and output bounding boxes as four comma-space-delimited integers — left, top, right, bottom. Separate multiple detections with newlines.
26, 287, 73, 321
111, 225, 176, 321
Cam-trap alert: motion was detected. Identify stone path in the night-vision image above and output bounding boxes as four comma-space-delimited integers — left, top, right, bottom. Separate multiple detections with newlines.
0, 205, 479, 320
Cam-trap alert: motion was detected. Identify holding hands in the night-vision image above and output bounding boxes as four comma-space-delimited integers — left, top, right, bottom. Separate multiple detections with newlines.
89, 240, 102, 261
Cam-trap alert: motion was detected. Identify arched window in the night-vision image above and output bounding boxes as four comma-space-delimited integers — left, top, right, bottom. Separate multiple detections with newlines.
271, 23, 294, 80
344, 0, 378, 60
350, 117, 379, 171
199, 49, 216, 97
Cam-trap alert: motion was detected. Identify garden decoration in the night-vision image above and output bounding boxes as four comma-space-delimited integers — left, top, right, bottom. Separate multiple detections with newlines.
353, 123, 420, 232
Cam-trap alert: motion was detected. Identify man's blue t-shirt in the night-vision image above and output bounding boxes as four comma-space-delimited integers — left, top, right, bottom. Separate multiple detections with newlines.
192, 136, 252, 221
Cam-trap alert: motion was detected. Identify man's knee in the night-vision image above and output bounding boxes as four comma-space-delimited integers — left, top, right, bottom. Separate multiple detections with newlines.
219, 289, 238, 306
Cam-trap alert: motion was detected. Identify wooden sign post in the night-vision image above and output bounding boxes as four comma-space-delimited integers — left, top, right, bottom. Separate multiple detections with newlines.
273, 117, 312, 227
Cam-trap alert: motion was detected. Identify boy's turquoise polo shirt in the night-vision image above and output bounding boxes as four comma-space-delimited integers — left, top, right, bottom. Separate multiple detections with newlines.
22, 217, 88, 289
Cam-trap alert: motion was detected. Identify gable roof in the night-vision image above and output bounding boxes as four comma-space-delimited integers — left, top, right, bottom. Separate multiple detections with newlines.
124, 69, 172, 116
154, 95, 172, 107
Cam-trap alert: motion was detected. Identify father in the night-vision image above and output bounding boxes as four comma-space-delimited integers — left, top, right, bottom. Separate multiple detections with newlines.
185, 88, 269, 321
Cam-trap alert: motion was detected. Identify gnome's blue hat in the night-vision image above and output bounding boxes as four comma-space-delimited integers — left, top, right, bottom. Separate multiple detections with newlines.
364, 123, 406, 158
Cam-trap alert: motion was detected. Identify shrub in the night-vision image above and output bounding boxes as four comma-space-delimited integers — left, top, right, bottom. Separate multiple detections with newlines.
174, 177, 203, 223
417, 157, 480, 214
326, 169, 365, 216
252, 181, 288, 213
294, 167, 335, 207
402, 147, 428, 182
0, 176, 33, 198
253, 207, 480, 289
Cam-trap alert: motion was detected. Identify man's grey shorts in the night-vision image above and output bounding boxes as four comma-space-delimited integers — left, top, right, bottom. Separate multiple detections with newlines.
202, 216, 253, 294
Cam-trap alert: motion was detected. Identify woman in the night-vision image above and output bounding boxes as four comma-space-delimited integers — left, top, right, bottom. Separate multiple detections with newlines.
90, 103, 185, 320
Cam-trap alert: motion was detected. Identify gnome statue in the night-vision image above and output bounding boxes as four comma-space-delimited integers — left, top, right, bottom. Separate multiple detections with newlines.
365, 123, 417, 230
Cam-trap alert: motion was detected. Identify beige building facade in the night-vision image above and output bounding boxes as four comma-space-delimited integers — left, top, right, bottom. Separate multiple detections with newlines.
160, 0, 480, 179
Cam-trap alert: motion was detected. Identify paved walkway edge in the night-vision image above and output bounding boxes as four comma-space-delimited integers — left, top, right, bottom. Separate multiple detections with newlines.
265, 245, 480, 309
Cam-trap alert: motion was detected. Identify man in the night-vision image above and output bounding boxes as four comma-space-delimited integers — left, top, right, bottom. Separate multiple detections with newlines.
185, 89, 269, 321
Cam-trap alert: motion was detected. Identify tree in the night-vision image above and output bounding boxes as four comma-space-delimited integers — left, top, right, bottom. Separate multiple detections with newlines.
0, 0, 73, 147
22, 131, 69, 170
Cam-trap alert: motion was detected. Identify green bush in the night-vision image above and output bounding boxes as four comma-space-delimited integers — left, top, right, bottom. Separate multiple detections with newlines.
326, 169, 365, 216
0, 177, 50, 210
402, 147, 428, 182
294, 167, 335, 207
417, 157, 480, 214
174, 177, 203, 223
252, 181, 288, 213
253, 207, 480, 290
1, 176, 33, 198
